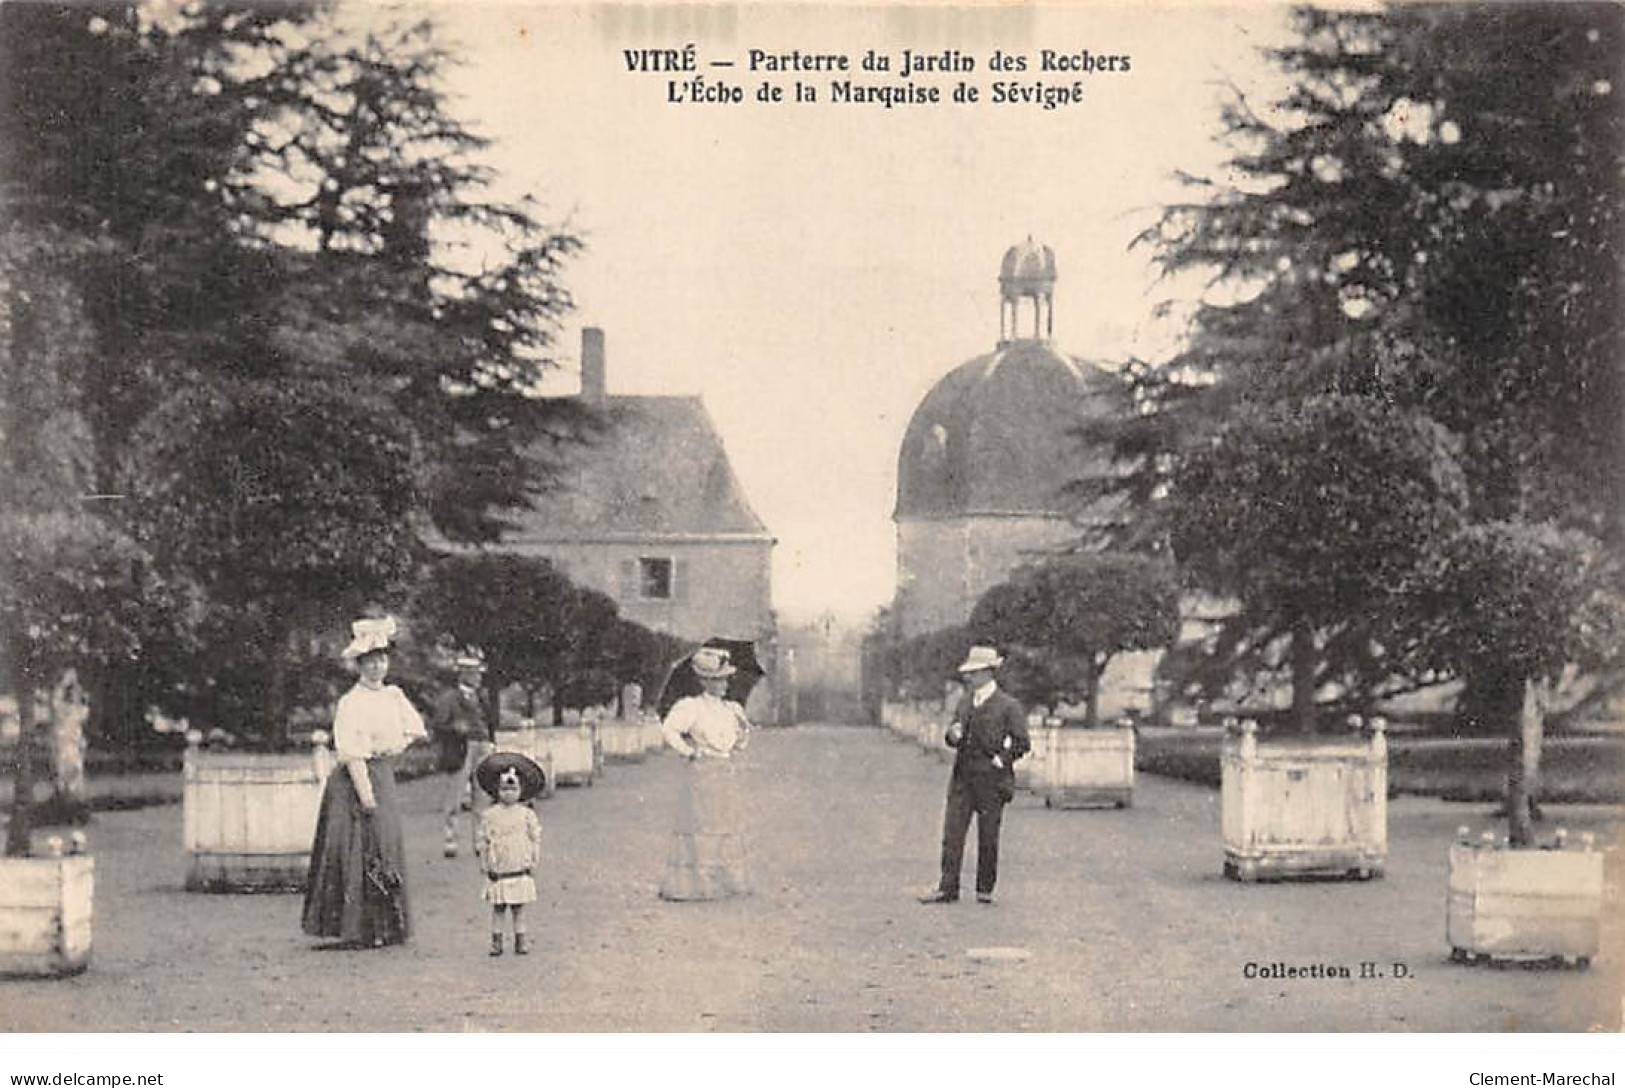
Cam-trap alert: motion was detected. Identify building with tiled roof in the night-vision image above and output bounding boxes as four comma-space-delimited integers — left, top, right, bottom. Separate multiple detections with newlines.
499, 329, 776, 673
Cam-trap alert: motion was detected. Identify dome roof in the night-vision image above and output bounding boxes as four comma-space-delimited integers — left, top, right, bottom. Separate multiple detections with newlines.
894, 340, 1125, 519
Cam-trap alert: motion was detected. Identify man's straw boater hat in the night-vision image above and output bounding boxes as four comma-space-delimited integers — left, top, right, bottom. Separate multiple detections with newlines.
955, 645, 1004, 674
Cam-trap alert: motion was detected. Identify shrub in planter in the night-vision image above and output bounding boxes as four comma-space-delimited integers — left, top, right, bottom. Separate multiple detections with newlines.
1414, 523, 1623, 965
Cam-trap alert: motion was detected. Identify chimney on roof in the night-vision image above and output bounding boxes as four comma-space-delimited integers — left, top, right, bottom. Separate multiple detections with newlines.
581, 327, 606, 403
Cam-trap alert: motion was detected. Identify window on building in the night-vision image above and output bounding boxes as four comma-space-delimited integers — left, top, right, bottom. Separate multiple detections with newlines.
639, 557, 673, 599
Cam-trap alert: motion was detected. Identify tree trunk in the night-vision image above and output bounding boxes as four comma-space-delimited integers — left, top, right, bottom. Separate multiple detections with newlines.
265, 616, 296, 749
1507, 677, 1545, 848
1083, 655, 1104, 728
6, 674, 37, 857
1290, 618, 1316, 734
48, 669, 90, 823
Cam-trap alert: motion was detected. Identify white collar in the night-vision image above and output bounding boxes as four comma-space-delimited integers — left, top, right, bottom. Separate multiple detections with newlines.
972, 680, 997, 707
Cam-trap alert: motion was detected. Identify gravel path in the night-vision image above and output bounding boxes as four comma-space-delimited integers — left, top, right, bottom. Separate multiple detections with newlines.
7, 725, 1621, 1032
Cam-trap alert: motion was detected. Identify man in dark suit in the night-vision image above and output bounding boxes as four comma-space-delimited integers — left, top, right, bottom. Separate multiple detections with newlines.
432, 649, 496, 858
920, 645, 1031, 905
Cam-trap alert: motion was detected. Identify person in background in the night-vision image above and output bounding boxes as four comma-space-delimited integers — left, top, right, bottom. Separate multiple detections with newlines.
919, 645, 1030, 906
658, 646, 751, 901
303, 614, 426, 947
431, 648, 495, 858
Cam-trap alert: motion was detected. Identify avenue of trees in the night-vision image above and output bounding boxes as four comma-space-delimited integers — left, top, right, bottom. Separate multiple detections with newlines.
877, 5, 1622, 844
0, 3, 645, 851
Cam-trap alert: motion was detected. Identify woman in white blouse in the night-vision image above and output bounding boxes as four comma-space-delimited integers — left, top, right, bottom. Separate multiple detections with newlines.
302, 615, 427, 947
658, 646, 752, 900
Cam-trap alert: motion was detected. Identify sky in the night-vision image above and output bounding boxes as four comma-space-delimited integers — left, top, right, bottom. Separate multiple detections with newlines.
414, 2, 1291, 624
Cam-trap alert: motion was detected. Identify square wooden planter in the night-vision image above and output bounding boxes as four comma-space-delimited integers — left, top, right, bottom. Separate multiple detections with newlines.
1041, 721, 1134, 809
914, 708, 942, 755
183, 738, 333, 892
1220, 718, 1387, 882
494, 724, 592, 788
598, 719, 648, 763
1447, 841, 1605, 967
1014, 715, 1051, 791
638, 716, 666, 755
0, 855, 93, 978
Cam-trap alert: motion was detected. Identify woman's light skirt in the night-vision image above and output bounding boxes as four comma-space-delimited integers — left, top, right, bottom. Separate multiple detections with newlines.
659, 758, 750, 901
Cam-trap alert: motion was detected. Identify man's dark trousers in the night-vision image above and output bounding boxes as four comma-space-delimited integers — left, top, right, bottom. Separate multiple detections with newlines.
939, 773, 1006, 897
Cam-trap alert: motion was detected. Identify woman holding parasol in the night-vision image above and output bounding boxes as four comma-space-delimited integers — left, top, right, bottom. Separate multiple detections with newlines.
302, 614, 426, 948
656, 645, 756, 900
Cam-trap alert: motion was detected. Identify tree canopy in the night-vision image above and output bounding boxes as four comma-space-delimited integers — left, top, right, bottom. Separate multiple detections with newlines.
969, 553, 1181, 722
0, 2, 595, 743
1108, 4, 1623, 736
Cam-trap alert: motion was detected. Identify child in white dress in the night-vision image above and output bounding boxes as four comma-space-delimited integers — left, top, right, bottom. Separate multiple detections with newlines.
474, 752, 545, 956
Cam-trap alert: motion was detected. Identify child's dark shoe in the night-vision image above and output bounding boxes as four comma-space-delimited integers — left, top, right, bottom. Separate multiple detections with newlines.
489, 934, 504, 957
514, 934, 530, 956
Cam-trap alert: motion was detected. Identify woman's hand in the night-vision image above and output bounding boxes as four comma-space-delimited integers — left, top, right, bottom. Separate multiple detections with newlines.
345, 760, 377, 813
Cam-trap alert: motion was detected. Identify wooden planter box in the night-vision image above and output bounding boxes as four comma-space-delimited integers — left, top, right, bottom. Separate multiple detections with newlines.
1447, 842, 1606, 967
1220, 718, 1387, 882
919, 707, 956, 762
901, 703, 929, 745
0, 855, 93, 978
913, 710, 934, 752
598, 719, 648, 763
495, 724, 594, 788
1041, 721, 1134, 809
1014, 715, 1050, 791
639, 716, 666, 755
183, 738, 333, 892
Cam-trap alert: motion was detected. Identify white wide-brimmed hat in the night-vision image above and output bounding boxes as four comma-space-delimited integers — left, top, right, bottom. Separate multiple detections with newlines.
690, 647, 737, 679
453, 647, 487, 672
955, 645, 1004, 674
342, 615, 399, 660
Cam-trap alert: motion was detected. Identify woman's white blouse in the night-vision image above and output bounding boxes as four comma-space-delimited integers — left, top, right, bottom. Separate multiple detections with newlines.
333, 683, 427, 762
662, 694, 748, 759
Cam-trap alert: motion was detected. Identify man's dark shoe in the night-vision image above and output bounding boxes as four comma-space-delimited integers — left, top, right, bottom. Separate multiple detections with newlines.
918, 890, 959, 904
976, 893, 995, 905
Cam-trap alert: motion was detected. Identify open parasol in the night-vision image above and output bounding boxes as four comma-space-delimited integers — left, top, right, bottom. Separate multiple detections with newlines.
655, 637, 766, 718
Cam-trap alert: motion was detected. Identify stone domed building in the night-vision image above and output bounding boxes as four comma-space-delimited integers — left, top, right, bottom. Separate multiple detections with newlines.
891, 238, 1127, 638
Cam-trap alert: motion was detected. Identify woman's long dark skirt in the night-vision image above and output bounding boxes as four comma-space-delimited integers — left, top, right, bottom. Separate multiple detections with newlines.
301, 757, 410, 946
